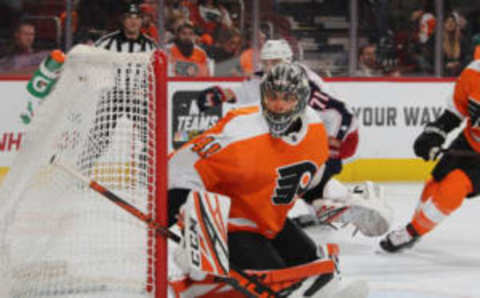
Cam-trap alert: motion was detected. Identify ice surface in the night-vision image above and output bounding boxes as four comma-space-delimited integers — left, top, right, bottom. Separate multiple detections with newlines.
304, 182, 480, 298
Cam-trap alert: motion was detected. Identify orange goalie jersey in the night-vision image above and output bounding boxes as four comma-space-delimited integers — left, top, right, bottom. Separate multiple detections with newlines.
449, 60, 480, 152
169, 106, 329, 238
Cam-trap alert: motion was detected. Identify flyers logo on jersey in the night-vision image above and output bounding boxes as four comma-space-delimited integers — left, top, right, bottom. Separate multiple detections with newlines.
272, 161, 317, 205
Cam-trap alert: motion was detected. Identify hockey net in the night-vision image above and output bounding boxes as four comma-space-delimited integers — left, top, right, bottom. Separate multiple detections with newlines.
0, 45, 168, 297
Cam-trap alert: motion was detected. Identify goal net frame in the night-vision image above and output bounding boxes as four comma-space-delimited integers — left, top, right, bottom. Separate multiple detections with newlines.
0, 45, 168, 298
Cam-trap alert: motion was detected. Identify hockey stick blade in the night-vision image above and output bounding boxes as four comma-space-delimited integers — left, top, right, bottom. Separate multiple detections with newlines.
49, 155, 280, 298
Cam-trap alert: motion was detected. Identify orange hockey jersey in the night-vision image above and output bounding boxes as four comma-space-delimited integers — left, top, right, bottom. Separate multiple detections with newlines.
169, 106, 329, 238
448, 60, 480, 152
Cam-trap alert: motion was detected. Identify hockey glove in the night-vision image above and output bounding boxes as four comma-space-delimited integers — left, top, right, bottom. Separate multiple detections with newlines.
413, 110, 462, 161
468, 99, 480, 128
413, 127, 446, 161
197, 86, 227, 111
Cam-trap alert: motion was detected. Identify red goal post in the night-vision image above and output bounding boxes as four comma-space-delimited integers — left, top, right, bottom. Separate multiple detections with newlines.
0, 45, 168, 298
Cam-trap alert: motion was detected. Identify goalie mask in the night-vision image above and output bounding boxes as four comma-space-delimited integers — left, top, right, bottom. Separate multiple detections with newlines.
260, 63, 311, 137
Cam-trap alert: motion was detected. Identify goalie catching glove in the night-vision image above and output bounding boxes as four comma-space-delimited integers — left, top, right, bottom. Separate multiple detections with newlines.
311, 181, 393, 237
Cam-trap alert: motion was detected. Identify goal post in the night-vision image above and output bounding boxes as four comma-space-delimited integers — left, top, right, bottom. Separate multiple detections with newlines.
0, 45, 168, 297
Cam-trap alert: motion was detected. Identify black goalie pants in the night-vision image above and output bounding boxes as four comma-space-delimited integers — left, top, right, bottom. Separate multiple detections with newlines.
228, 219, 318, 270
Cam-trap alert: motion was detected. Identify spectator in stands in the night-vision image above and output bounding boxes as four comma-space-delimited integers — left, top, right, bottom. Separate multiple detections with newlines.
0, 21, 49, 73
238, 30, 267, 76
140, 3, 159, 42
411, 1, 436, 45
166, 21, 210, 77
472, 33, 480, 60
166, 0, 191, 25
2, 21, 35, 56
443, 13, 470, 77
60, 0, 79, 35
408, 0, 436, 75
94, 3, 158, 53
354, 44, 382, 77
207, 27, 243, 76
191, 0, 233, 36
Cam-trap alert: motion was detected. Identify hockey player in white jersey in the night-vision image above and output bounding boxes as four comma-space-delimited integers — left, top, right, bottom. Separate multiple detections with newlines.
197, 39, 392, 237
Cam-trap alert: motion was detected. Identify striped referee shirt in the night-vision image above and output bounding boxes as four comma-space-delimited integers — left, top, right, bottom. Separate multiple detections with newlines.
94, 30, 158, 53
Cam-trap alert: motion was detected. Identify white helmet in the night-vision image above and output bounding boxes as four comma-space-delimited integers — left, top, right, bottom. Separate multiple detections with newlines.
260, 39, 293, 63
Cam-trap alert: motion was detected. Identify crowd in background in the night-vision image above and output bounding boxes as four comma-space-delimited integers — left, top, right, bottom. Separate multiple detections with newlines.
357, 0, 480, 77
1, 0, 480, 77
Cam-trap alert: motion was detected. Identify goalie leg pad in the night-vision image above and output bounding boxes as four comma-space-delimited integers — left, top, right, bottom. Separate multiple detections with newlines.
169, 248, 368, 298
171, 190, 231, 282
169, 257, 338, 298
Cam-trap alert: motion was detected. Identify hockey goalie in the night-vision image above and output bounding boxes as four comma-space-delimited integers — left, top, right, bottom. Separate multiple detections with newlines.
167, 63, 369, 297
196, 39, 392, 239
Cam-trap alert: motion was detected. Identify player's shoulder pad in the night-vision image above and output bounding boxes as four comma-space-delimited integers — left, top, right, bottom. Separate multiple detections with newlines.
209, 106, 269, 141
304, 106, 325, 125
213, 106, 261, 132
465, 60, 480, 72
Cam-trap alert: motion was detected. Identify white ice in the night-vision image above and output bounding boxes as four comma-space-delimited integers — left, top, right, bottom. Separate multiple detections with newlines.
303, 182, 480, 298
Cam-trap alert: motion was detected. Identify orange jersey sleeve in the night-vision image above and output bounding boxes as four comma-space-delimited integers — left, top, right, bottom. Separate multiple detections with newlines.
451, 61, 480, 151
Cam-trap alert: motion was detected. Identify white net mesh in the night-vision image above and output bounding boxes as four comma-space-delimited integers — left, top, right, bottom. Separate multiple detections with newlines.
0, 45, 166, 297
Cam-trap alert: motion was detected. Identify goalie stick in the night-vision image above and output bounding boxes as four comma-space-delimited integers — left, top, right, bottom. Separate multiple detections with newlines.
292, 206, 349, 229
49, 155, 280, 298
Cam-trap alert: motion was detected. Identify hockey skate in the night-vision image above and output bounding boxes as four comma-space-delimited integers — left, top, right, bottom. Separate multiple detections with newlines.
380, 223, 420, 253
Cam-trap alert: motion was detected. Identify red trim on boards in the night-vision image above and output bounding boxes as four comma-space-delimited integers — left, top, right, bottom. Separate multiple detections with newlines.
167, 76, 245, 82
0, 75, 457, 83
0, 75, 32, 81
322, 77, 456, 83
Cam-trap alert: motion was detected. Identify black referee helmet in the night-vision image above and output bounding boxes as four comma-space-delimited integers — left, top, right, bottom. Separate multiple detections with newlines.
122, 3, 141, 16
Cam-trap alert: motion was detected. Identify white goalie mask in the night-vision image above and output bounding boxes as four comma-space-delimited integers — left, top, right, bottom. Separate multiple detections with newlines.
260, 63, 311, 137
260, 39, 293, 63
